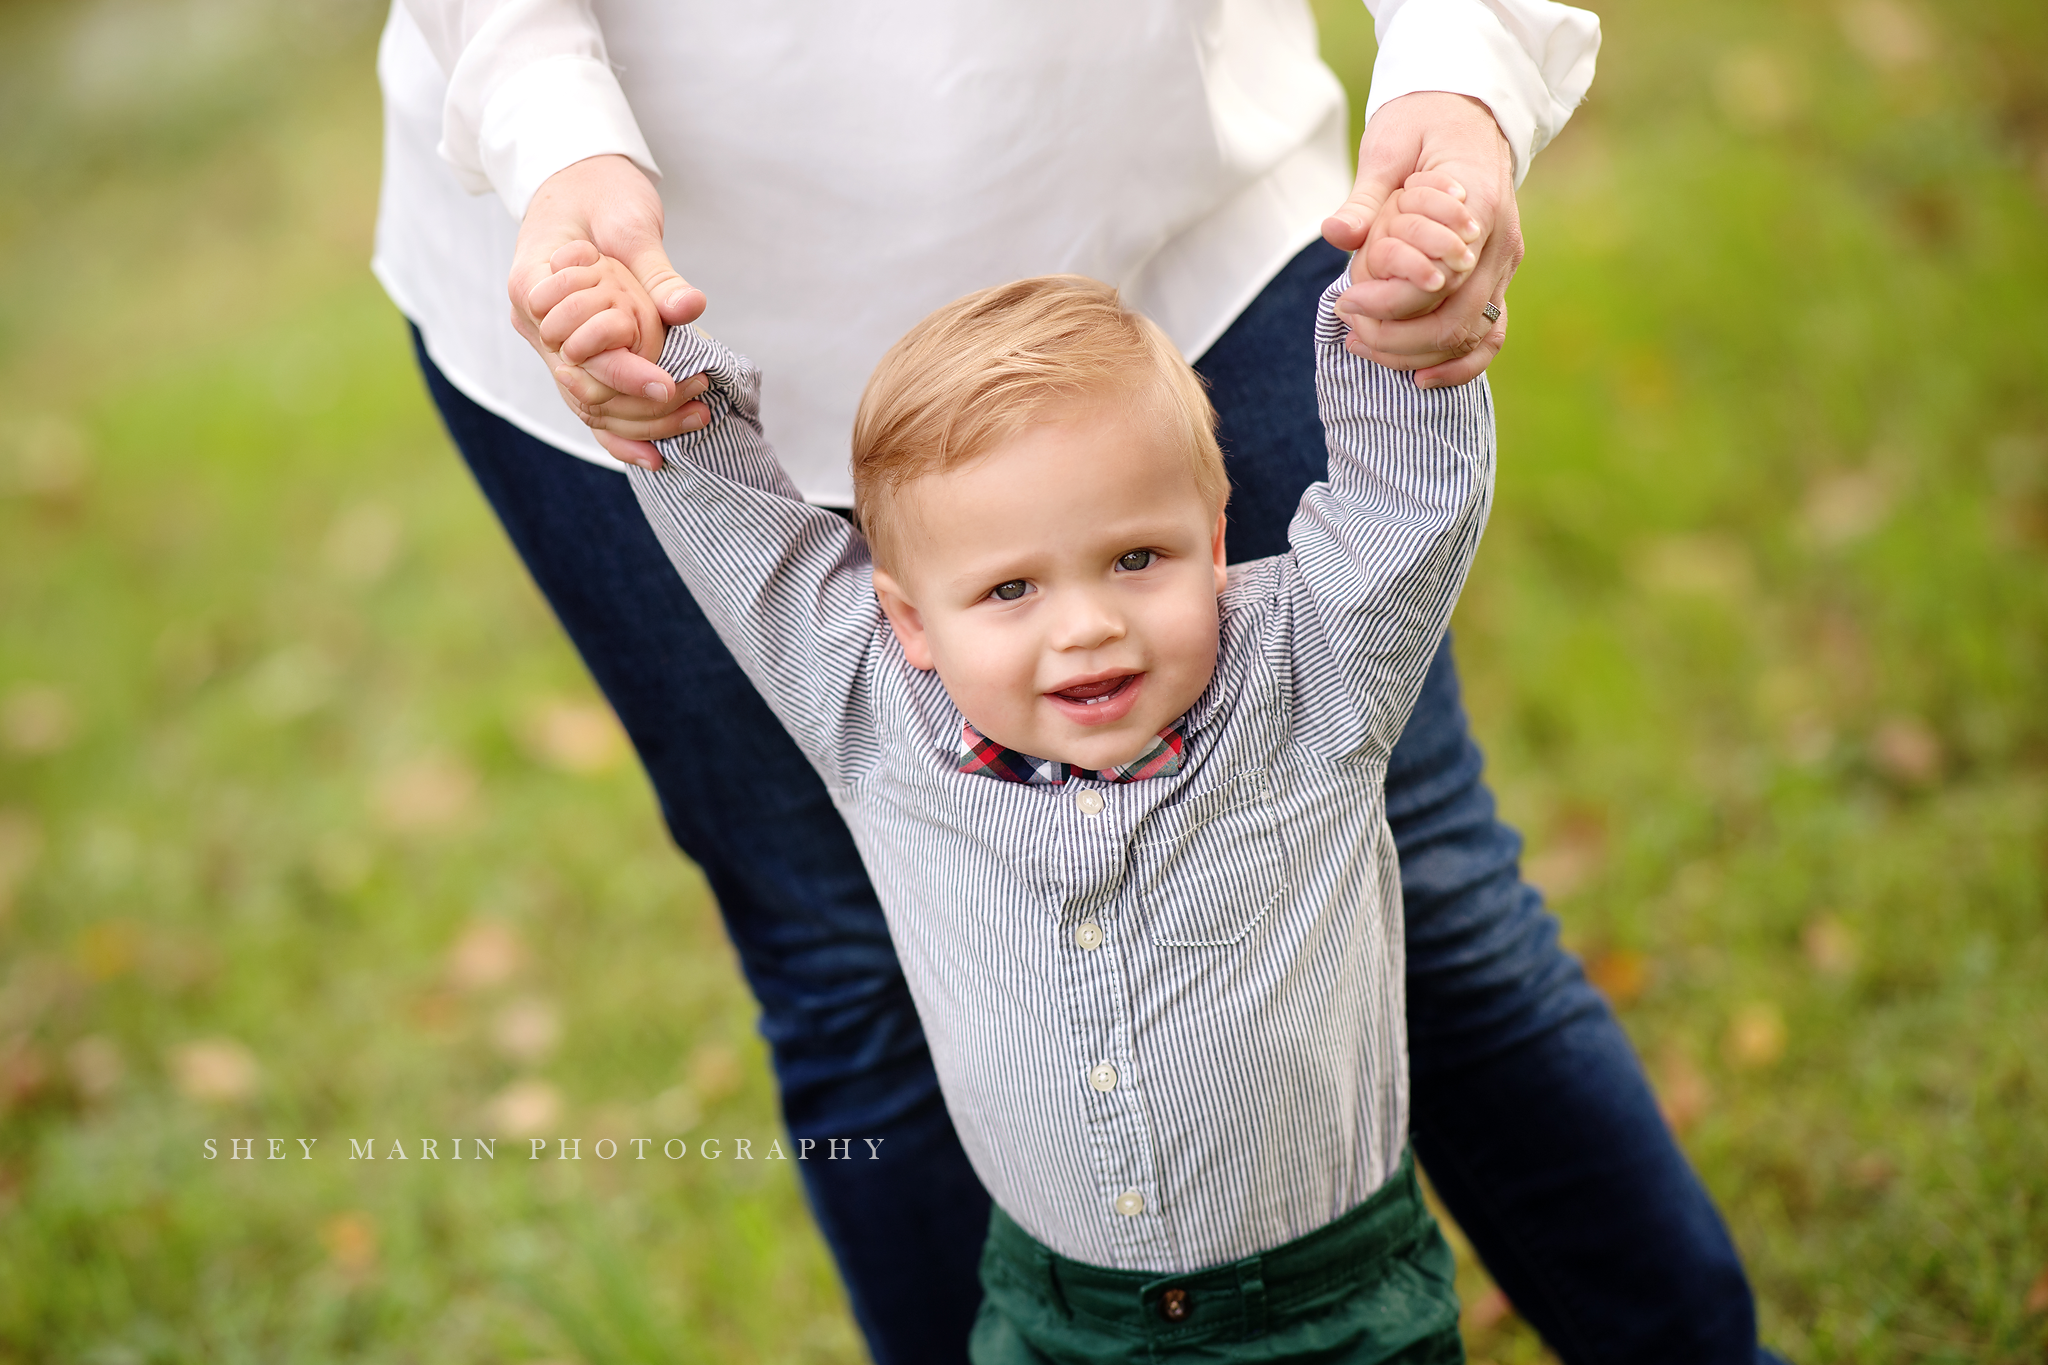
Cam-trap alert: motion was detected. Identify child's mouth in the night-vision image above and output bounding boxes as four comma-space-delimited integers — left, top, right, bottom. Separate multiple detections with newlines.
1046, 672, 1142, 725
1055, 677, 1130, 704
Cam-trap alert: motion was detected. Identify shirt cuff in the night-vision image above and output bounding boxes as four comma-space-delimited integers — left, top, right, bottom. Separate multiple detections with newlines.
443, 53, 659, 220
1363, 0, 1600, 186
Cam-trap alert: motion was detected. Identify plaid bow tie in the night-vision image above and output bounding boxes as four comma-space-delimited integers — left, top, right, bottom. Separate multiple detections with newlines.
957, 721, 1185, 785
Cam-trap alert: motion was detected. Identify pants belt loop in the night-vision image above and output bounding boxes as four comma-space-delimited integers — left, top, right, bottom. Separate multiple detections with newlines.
1236, 1252, 1268, 1339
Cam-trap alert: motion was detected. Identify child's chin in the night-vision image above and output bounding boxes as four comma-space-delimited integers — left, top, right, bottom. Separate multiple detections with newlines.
1056, 728, 1154, 772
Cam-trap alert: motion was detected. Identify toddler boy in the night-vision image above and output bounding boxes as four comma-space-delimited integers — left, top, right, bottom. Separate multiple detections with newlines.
543, 185, 1495, 1363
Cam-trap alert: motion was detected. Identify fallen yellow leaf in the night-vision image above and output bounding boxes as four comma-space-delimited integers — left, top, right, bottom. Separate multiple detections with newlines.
1585, 948, 1650, 1007
1802, 916, 1859, 977
1870, 716, 1941, 786
492, 997, 561, 1064
486, 1078, 561, 1137
372, 754, 478, 834
446, 920, 524, 991
1725, 1002, 1787, 1069
1, 685, 76, 756
320, 1211, 379, 1280
689, 1040, 745, 1105
1655, 1044, 1713, 1136
518, 698, 629, 776
66, 1036, 123, 1102
170, 1038, 260, 1103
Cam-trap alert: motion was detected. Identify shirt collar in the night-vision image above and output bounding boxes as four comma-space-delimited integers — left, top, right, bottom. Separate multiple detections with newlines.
957, 721, 1185, 785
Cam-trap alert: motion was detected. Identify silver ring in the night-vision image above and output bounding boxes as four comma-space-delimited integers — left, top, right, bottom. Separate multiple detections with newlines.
1482, 301, 1502, 324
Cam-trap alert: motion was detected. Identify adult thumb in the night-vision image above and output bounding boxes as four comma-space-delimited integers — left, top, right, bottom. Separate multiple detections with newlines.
1321, 161, 1400, 253
624, 241, 707, 328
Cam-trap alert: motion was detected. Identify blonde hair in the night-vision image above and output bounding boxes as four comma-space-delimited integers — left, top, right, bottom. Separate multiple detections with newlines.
851, 276, 1227, 566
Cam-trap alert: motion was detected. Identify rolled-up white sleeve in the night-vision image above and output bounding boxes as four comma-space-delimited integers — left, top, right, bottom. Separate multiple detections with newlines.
399, 0, 659, 220
1361, 0, 1601, 184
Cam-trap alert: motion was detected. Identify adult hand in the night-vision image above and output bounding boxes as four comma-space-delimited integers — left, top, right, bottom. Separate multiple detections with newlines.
509, 154, 709, 466
1322, 92, 1523, 388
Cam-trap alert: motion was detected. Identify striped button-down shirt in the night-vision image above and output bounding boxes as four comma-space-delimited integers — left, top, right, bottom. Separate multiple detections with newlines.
632, 273, 1494, 1274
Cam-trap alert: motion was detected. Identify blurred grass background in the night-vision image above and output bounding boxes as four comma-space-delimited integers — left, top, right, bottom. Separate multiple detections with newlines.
0, 0, 2043, 1360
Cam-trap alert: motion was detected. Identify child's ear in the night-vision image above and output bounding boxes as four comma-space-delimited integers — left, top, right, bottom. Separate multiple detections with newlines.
872, 569, 936, 671
1210, 508, 1229, 595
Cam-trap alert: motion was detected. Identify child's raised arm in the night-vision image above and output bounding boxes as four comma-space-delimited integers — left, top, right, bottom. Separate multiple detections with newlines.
623, 327, 888, 791
1283, 267, 1496, 763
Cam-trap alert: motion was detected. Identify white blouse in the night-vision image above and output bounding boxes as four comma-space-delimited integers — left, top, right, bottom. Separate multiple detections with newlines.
373, 0, 1597, 500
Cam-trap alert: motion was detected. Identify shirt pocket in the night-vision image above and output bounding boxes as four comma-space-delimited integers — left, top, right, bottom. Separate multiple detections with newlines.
1130, 767, 1289, 947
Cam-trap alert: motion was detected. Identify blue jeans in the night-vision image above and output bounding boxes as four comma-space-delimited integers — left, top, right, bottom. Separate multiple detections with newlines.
412, 240, 1769, 1364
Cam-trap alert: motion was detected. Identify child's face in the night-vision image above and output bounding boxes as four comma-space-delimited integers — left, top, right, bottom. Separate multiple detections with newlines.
871, 398, 1228, 772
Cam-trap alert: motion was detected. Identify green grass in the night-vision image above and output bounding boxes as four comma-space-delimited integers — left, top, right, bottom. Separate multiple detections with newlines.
1, 0, 2045, 1361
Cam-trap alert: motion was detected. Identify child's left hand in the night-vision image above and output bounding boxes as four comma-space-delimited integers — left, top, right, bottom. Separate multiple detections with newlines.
1354, 172, 1485, 321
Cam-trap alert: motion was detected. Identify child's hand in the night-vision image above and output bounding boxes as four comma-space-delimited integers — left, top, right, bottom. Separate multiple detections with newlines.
527, 238, 666, 372
1356, 172, 1485, 322
525, 240, 710, 469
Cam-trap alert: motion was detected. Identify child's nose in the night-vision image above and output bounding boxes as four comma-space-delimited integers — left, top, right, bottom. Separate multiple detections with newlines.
1050, 590, 1124, 651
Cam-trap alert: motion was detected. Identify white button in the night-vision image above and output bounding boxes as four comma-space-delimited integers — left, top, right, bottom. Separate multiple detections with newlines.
1073, 921, 1104, 951
1088, 1062, 1118, 1093
1115, 1189, 1145, 1217
1075, 789, 1105, 816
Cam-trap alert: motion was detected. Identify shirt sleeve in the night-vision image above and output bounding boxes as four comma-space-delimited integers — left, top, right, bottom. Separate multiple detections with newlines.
1283, 269, 1495, 763
1361, 0, 1601, 184
624, 325, 887, 790
398, 0, 659, 220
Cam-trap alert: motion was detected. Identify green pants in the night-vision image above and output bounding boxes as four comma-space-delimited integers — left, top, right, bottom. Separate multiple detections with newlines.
971, 1151, 1464, 1364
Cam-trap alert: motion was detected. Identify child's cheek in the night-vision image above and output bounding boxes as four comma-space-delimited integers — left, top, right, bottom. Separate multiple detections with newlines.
940, 621, 1037, 722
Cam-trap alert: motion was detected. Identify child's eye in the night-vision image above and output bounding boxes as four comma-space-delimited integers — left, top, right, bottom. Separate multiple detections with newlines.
989, 580, 1030, 602
1116, 549, 1157, 572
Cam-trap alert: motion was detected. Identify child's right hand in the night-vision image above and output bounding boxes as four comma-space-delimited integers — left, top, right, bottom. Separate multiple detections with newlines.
1355, 172, 1485, 322
527, 238, 667, 376
525, 240, 712, 469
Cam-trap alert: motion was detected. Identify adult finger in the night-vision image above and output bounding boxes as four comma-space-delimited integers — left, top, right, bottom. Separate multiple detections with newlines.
578, 348, 694, 403
553, 364, 625, 409
586, 397, 710, 443
557, 367, 709, 421
1414, 296, 1506, 389
550, 239, 602, 271
595, 430, 664, 472
1322, 107, 1427, 251
1342, 318, 1460, 372
621, 239, 706, 329
1346, 264, 1505, 376
1336, 275, 1447, 324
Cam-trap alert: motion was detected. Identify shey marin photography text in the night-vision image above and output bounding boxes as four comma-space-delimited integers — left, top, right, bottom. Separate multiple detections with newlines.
203, 1136, 887, 1162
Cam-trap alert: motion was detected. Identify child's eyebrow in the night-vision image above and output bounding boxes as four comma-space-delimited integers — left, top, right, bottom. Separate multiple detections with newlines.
942, 560, 1040, 597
